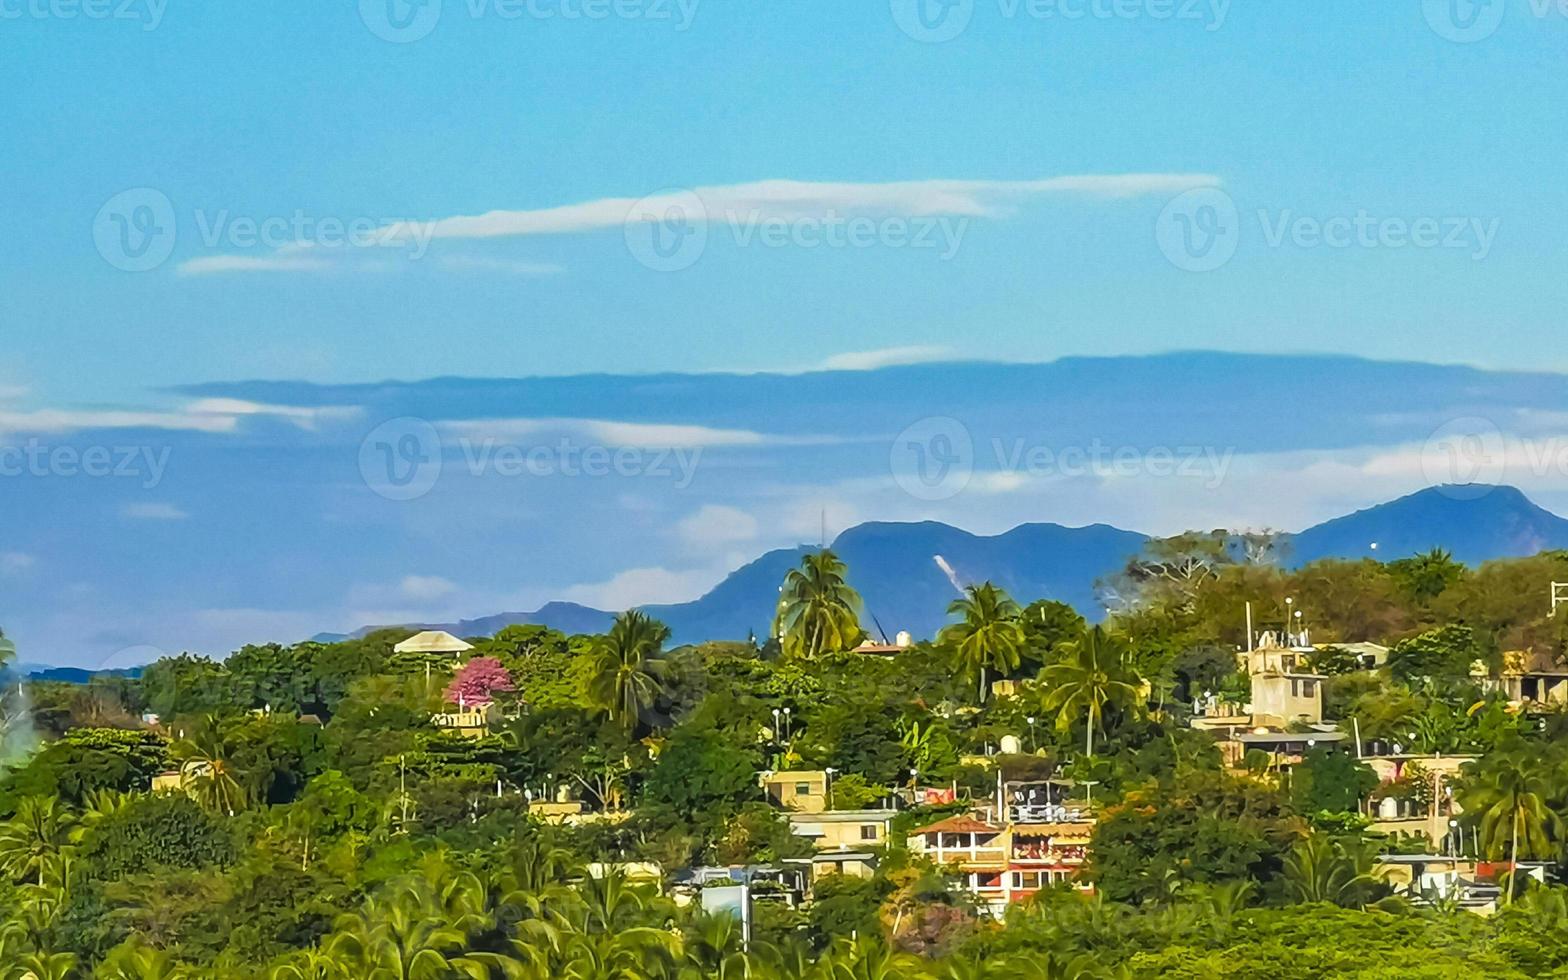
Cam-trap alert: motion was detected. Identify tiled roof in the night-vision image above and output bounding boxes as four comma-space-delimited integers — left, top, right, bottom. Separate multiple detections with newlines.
912, 815, 1000, 835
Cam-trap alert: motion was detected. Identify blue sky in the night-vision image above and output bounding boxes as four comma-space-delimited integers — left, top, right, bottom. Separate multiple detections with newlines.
2, 2, 1567, 664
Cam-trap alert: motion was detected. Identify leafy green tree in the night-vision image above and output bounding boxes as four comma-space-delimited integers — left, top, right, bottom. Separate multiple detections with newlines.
227, 643, 314, 714
1388, 548, 1465, 605
1019, 600, 1086, 668
587, 610, 670, 732
1087, 770, 1303, 904
1388, 624, 1481, 685
138, 653, 236, 720
79, 793, 235, 881
1039, 626, 1144, 757
939, 582, 1026, 703
642, 723, 762, 830
774, 550, 865, 659
1290, 748, 1378, 817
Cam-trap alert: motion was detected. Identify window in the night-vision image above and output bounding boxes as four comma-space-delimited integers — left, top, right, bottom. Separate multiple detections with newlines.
794, 783, 811, 795
1302, 679, 1316, 697
860, 824, 879, 840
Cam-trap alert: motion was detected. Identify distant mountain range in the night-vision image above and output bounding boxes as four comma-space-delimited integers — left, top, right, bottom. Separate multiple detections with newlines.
317, 484, 1568, 647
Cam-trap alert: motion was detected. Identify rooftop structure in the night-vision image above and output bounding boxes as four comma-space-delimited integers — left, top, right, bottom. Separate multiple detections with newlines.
394, 630, 474, 655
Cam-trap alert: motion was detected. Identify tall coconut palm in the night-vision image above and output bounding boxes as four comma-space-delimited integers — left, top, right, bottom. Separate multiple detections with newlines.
587, 611, 671, 732
1460, 746, 1566, 905
939, 582, 1025, 704
774, 551, 864, 659
1038, 627, 1143, 758
171, 715, 248, 816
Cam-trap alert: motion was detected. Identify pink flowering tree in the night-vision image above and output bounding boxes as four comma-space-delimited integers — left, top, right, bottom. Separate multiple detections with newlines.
443, 656, 517, 707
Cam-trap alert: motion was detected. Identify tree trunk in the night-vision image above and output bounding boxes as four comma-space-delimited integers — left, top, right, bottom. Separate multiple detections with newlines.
978, 665, 986, 705
1508, 809, 1521, 906
1086, 710, 1094, 758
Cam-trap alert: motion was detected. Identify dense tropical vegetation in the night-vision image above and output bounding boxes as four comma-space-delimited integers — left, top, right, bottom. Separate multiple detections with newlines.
8, 544, 1568, 975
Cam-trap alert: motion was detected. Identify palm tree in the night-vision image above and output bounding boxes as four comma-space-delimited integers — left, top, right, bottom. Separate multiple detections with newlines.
1038, 627, 1143, 758
0, 796, 80, 886
1282, 835, 1385, 908
774, 550, 864, 659
939, 582, 1025, 704
587, 611, 671, 732
1460, 746, 1566, 905
170, 714, 247, 816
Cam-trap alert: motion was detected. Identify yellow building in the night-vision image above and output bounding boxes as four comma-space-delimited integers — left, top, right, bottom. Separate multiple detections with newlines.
787, 809, 894, 851
760, 770, 830, 812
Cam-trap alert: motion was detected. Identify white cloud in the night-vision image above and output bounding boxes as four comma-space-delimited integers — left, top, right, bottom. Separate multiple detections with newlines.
820, 346, 957, 371
560, 566, 725, 610
400, 575, 458, 601
373, 174, 1220, 245
122, 503, 189, 521
677, 505, 759, 548
185, 398, 360, 431
0, 409, 238, 436
0, 552, 35, 576
438, 256, 566, 277
0, 398, 359, 437
176, 255, 334, 276
437, 417, 769, 449
0, 385, 29, 402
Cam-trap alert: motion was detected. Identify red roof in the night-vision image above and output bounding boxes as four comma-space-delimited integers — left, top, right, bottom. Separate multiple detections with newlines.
912, 815, 1000, 836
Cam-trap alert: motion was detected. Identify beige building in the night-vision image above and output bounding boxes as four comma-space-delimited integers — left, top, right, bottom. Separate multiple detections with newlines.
1479, 650, 1568, 707
432, 703, 499, 738
1244, 646, 1325, 726
760, 770, 830, 812
787, 809, 894, 851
